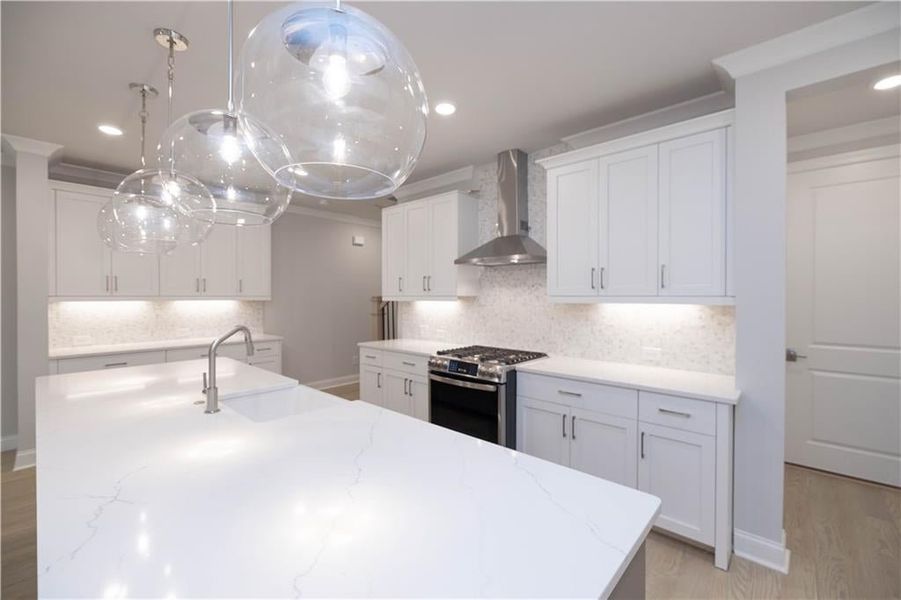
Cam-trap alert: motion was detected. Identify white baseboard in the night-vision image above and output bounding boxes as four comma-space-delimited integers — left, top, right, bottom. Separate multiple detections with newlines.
305, 375, 359, 391
1, 434, 17, 452
13, 448, 35, 471
734, 528, 791, 574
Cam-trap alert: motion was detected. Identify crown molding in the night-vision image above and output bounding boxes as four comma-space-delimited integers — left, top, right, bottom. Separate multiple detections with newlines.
285, 204, 380, 228
713, 3, 900, 81
1, 133, 63, 159
788, 116, 900, 155
49, 162, 127, 189
393, 165, 476, 202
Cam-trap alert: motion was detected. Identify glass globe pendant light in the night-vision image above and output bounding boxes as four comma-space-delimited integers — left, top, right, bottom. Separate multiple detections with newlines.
158, 1, 294, 226
236, 0, 429, 200
98, 81, 214, 255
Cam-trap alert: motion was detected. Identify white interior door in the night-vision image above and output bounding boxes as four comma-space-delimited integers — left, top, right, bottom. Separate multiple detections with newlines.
547, 160, 599, 296
787, 147, 900, 486
599, 145, 659, 296
200, 226, 237, 296
405, 202, 431, 296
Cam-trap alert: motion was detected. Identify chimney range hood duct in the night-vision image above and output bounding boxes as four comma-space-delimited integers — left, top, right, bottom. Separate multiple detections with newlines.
455, 149, 547, 267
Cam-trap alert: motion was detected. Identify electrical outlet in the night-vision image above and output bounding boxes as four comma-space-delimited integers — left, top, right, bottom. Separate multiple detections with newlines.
641, 346, 662, 361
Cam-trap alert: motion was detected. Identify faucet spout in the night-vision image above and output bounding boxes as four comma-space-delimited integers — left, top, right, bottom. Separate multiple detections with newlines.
203, 325, 255, 414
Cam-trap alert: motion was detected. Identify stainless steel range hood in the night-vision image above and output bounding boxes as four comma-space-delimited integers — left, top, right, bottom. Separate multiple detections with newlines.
455, 149, 547, 267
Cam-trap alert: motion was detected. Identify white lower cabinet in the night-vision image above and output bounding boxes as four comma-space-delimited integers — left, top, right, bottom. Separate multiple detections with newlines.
517, 372, 733, 570
357, 349, 428, 421
638, 422, 715, 545
57, 350, 167, 374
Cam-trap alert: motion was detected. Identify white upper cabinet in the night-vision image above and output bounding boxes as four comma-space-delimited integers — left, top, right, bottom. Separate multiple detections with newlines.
658, 129, 726, 296
538, 111, 733, 304
547, 160, 599, 297
599, 146, 659, 297
50, 182, 272, 300
381, 191, 479, 301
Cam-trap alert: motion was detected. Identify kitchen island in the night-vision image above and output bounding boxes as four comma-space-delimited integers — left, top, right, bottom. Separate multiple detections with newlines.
36, 359, 660, 598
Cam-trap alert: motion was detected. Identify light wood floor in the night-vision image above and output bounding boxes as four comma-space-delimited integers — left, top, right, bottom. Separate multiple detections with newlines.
3, 384, 898, 599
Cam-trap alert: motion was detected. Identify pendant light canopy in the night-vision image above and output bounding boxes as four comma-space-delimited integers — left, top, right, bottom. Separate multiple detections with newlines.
158, 1, 294, 226
237, 2, 429, 200
99, 81, 215, 254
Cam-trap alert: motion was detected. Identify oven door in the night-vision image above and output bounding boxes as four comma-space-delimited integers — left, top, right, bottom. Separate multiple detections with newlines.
429, 372, 504, 446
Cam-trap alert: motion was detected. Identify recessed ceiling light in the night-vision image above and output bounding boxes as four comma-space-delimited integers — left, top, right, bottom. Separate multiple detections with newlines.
98, 124, 123, 136
434, 102, 456, 116
873, 74, 901, 91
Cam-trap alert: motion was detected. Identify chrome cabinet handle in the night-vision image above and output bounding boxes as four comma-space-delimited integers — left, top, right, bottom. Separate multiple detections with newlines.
422, 275, 427, 291
104, 361, 127, 368
398, 277, 403, 292
571, 415, 576, 440
365, 354, 377, 359
641, 431, 646, 459
591, 267, 596, 289
402, 361, 416, 367
660, 264, 666, 289
239, 279, 243, 293
202, 278, 207, 293
658, 407, 692, 418
562, 414, 567, 438
256, 347, 272, 352
427, 276, 431, 292
113, 275, 118, 292
558, 389, 582, 398
599, 267, 605, 290
105, 275, 110, 292
195, 278, 200, 293
376, 372, 381, 389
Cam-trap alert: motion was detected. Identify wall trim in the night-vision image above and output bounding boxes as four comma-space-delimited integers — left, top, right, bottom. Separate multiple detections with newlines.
305, 374, 359, 391
1, 434, 17, 452
713, 3, 900, 80
788, 117, 900, 155
393, 165, 476, 202
537, 110, 734, 170
285, 205, 380, 228
50, 162, 126, 189
13, 448, 35, 471
734, 528, 791, 574
788, 143, 900, 174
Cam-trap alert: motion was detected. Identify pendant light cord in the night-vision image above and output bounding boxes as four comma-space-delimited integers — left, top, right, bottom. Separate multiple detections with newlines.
139, 88, 148, 168
167, 38, 176, 126
227, 0, 235, 112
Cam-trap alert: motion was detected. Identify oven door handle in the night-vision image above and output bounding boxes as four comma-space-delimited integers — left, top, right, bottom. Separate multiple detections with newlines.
429, 373, 498, 393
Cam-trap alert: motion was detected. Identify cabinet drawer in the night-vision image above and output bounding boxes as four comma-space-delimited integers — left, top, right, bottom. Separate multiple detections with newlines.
639, 391, 715, 435
359, 348, 383, 367
383, 351, 427, 376
251, 340, 281, 358
248, 356, 281, 374
166, 344, 246, 363
517, 373, 637, 419
58, 350, 166, 374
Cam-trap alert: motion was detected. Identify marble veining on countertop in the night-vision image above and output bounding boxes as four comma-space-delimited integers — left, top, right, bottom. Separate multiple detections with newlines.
517, 355, 740, 404
49, 333, 284, 360
36, 360, 659, 598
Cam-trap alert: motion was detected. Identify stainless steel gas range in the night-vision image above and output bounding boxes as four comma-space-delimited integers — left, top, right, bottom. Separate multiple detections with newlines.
427, 345, 547, 448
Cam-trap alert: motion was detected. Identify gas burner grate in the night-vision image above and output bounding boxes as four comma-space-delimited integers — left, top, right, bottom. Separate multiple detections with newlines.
437, 345, 547, 365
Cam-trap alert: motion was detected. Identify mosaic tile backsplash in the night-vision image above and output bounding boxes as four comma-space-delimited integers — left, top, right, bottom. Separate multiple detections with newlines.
49, 300, 264, 348
397, 148, 736, 376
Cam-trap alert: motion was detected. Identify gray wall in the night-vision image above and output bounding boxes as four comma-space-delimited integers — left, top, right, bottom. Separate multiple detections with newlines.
264, 211, 381, 386
2, 165, 17, 445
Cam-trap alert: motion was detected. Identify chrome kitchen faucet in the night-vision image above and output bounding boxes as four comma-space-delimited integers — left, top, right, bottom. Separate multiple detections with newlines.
203, 325, 255, 414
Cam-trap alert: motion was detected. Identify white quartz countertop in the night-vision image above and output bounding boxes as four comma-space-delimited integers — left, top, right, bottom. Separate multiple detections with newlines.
49, 333, 284, 360
37, 361, 660, 598
517, 356, 740, 404
357, 338, 456, 357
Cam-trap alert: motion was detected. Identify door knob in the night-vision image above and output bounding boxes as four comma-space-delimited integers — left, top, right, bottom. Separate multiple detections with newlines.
786, 348, 808, 362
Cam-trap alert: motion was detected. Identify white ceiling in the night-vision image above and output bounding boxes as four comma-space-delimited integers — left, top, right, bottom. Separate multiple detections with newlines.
2, 1, 866, 218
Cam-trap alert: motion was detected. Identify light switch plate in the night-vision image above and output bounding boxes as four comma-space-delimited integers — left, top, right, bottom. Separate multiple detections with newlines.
352, 235, 365, 247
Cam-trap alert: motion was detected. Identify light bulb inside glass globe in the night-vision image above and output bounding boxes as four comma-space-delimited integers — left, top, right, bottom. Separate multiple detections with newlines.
238, 2, 428, 200
158, 109, 294, 226
99, 169, 215, 254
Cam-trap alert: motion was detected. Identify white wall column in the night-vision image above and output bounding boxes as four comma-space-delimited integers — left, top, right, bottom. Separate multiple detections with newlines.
1, 134, 61, 470
714, 3, 900, 572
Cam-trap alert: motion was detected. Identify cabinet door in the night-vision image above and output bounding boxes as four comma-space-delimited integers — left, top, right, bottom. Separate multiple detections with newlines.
658, 129, 726, 296
517, 396, 570, 466
408, 375, 429, 421
160, 243, 202, 296
599, 146, 659, 296
570, 408, 637, 488
236, 225, 271, 297
360, 365, 384, 407
55, 191, 111, 296
382, 207, 406, 296
405, 202, 431, 296
383, 371, 414, 416
110, 252, 159, 296
427, 195, 458, 297
638, 422, 715, 545
547, 160, 599, 297
200, 226, 237, 296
